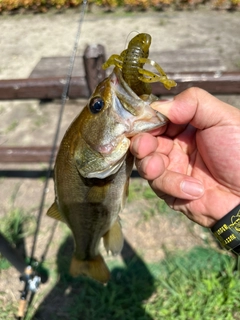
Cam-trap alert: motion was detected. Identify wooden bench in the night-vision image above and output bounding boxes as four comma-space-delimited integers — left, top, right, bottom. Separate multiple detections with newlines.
0, 45, 240, 168
1, 47, 240, 100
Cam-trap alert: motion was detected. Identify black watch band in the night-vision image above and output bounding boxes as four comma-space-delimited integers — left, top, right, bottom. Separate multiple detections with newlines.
211, 204, 240, 255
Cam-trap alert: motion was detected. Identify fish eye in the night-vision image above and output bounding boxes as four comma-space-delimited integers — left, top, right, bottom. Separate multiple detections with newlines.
89, 97, 104, 114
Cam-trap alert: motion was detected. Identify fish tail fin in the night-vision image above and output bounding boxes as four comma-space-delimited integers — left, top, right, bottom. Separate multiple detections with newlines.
69, 254, 110, 284
103, 217, 124, 255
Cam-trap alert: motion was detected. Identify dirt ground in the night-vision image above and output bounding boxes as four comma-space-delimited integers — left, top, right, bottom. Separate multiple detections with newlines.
0, 6, 240, 319
1, 7, 240, 79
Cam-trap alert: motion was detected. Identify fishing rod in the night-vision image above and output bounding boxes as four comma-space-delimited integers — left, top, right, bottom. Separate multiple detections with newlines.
0, 1, 88, 319
18, 3, 88, 317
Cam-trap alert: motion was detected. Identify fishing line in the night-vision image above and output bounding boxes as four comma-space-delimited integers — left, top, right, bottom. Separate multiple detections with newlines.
29, 0, 88, 267
124, 31, 139, 49
16, 2, 88, 319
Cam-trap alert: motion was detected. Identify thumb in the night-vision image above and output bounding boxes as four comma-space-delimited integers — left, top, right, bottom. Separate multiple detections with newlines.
151, 87, 239, 129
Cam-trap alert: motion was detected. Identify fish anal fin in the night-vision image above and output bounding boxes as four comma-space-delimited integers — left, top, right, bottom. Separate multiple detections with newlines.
69, 254, 110, 284
47, 202, 65, 223
103, 218, 124, 256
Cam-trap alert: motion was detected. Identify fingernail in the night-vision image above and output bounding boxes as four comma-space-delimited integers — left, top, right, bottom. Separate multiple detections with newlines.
151, 99, 173, 109
151, 100, 173, 117
180, 180, 204, 197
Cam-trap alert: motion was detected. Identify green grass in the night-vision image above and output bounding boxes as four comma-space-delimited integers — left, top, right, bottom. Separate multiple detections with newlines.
148, 248, 240, 319
235, 59, 240, 69
5, 120, 19, 133
0, 207, 35, 245
1, 183, 240, 319
128, 179, 172, 221
0, 300, 18, 320
0, 207, 36, 270
30, 239, 240, 320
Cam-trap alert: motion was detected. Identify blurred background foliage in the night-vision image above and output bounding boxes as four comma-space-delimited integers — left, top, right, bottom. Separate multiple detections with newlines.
0, 0, 239, 14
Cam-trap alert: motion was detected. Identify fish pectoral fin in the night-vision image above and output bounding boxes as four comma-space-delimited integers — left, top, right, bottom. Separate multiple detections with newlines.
47, 202, 65, 223
69, 254, 110, 284
103, 218, 124, 256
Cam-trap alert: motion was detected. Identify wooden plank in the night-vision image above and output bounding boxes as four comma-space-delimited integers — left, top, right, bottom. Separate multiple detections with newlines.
0, 147, 58, 163
83, 44, 106, 93
0, 72, 240, 100
0, 45, 107, 100
150, 48, 225, 72
29, 56, 84, 78
0, 77, 89, 100
30, 48, 224, 80
152, 72, 240, 95
0, 146, 140, 179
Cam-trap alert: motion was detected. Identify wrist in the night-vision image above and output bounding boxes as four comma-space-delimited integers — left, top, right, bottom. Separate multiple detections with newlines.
211, 204, 240, 255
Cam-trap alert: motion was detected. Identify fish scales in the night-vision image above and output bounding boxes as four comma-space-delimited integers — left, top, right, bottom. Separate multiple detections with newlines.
47, 33, 176, 283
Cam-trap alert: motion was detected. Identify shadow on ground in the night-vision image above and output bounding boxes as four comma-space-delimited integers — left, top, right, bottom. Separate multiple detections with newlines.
32, 237, 155, 320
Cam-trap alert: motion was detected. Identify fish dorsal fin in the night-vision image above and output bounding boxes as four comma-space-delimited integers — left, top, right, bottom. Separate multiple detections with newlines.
103, 217, 124, 255
47, 202, 65, 223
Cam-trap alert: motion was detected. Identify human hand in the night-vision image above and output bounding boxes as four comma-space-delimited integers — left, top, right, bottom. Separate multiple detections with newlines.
130, 88, 240, 227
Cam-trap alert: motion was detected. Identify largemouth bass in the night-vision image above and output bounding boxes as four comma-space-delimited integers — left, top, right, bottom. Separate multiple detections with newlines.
47, 37, 173, 283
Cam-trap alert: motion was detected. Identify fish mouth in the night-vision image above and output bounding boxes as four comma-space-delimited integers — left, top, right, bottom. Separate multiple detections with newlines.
112, 67, 168, 122
79, 67, 168, 180
110, 73, 168, 136
89, 71, 168, 178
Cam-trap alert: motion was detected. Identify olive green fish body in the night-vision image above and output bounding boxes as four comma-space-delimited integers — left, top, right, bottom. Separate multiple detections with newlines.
52, 132, 132, 282
47, 67, 168, 283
